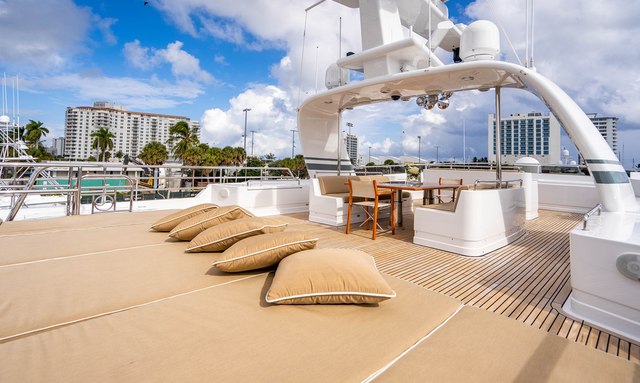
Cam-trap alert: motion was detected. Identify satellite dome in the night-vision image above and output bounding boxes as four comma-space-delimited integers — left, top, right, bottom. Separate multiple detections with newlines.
0, 115, 10, 124
460, 20, 500, 62
515, 157, 540, 173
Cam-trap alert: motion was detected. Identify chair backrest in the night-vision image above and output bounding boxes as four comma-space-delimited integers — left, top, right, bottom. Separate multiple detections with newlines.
370, 175, 390, 183
348, 179, 377, 199
318, 176, 349, 195
439, 177, 463, 186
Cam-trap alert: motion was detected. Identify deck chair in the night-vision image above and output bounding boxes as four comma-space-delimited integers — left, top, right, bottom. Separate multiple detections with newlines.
346, 179, 395, 240
435, 177, 463, 204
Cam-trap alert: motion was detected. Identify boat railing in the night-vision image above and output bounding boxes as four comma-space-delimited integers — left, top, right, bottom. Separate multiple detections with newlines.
473, 179, 523, 190
582, 203, 603, 230
78, 173, 136, 215
0, 162, 300, 222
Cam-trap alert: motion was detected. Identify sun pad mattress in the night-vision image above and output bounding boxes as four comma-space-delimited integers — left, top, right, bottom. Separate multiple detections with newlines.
0, 273, 462, 382
373, 306, 640, 382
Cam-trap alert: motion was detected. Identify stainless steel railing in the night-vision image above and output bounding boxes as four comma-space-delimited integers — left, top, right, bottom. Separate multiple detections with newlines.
582, 203, 603, 230
0, 162, 299, 222
473, 179, 523, 190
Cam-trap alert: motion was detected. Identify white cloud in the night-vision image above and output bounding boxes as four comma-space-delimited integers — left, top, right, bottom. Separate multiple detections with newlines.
201, 84, 296, 157
214, 55, 227, 65
123, 40, 153, 70
123, 40, 214, 84
28, 73, 205, 111
95, 16, 118, 45
0, 0, 93, 72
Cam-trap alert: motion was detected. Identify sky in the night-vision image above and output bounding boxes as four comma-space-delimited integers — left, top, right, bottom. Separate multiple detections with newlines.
0, 0, 639, 168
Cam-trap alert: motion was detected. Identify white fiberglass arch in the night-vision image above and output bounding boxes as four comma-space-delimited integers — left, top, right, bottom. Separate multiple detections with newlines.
297, 61, 638, 213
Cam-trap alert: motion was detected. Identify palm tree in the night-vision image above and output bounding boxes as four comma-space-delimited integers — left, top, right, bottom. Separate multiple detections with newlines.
24, 120, 49, 148
220, 146, 236, 166
139, 141, 168, 165
167, 121, 199, 161
181, 145, 205, 166
91, 127, 115, 162
233, 147, 247, 166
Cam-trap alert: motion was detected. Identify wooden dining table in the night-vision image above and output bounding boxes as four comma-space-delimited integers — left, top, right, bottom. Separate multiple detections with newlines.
377, 181, 460, 226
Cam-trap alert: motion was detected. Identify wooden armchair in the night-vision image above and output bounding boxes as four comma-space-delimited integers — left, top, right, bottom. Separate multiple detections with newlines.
345, 179, 395, 240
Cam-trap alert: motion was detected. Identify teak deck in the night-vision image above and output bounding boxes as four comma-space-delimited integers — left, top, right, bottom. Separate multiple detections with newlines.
281, 209, 640, 365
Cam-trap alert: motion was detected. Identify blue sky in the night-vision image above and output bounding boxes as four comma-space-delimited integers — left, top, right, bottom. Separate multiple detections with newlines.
1, 0, 639, 167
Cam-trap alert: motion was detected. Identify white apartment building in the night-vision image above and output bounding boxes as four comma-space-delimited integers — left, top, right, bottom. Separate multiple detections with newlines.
586, 113, 617, 154
344, 133, 358, 165
64, 102, 200, 160
488, 112, 618, 165
49, 137, 65, 157
488, 112, 561, 165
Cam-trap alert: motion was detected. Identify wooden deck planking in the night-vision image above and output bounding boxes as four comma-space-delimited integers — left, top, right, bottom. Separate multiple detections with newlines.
278, 209, 640, 364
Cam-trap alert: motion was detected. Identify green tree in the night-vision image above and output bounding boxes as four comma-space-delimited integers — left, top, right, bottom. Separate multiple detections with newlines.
24, 120, 49, 148
294, 154, 308, 179
91, 127, 115, 162
220, 146, 236, 166
167, 121, 199, 161
139, 141, 168, 165
383, 159, 396, 165
25, 145, 54, 162
366, 162, 375, 166
263, 153, 276, 163
182, 145, 205, 166
114, 150, 125, 161
233, 147, 247, 166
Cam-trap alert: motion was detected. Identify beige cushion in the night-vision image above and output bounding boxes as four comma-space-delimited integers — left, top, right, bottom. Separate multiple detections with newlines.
150, 204, 218, 232
212, 232, 319, 272
318, 176, 349, 195
169, 205, 253, 241
186, 217, 288, 253
265, 248, 396, 304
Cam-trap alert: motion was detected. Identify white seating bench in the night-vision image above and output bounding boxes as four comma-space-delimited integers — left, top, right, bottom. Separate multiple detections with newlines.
413, 184, 526, 256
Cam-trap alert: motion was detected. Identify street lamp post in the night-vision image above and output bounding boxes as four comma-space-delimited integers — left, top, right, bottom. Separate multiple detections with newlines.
435, 145, 440, 163
417, 135, 421, 163
242, 108, 251, 153
250, 130, 256, 156
290, 129, 297, 158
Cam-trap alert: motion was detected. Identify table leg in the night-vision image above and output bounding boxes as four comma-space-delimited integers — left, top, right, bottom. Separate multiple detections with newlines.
397, 189, 403, 227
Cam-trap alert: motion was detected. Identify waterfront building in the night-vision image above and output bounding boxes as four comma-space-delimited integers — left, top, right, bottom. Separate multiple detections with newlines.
344, 133, 358, 165
586, 113, 617, 154
64, 102, 199, 160
49, 137, 65, 157
488, 112, 618, 165
488, 112, 561, 165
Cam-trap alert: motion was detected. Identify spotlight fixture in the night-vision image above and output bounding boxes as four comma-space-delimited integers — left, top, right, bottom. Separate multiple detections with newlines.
437, 98, 450, 109
437, 92, 452, 109
418, 92, 453, 110
425, 94, 438, 110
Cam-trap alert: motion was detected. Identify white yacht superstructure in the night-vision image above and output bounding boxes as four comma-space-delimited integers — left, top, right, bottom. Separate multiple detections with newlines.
298, 0, 640, 342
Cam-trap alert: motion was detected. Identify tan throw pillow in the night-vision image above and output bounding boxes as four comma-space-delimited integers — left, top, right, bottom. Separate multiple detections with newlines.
150, 204, 219, 232
265, 248, 396, 305
186, 217, 288, 253
212, 232, 318, 272
169, 205, 254, 241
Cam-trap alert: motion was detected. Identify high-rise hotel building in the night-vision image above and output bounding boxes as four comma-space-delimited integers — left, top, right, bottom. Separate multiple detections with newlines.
586, 113, 617, 154
64, 102, 200, 160
344, 133, 358, 165
488, 112, 618, 165
488, 112, 561, 165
